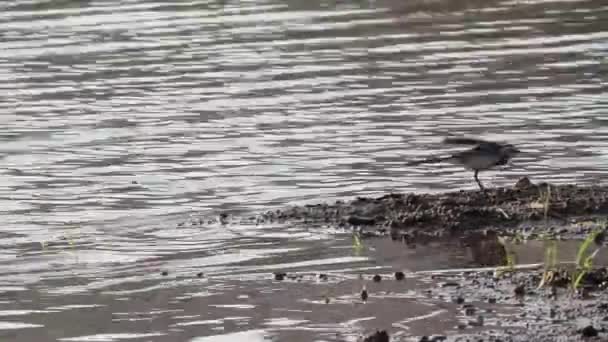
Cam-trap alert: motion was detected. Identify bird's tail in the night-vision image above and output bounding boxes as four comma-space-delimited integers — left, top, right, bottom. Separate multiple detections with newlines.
406, 155, 454, 166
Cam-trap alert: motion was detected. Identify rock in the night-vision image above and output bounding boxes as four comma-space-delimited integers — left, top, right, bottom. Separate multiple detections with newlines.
274, 272, 286, 281
395, 271, 405, 281
363, 330, 389, 342
347, 215, 376, 226
581, 325, 598, 338
464, 306, 476, 316
373, 274, 382, 282
514, 177, 534, 190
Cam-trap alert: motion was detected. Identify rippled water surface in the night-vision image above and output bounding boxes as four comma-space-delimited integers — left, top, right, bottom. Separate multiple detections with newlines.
0, 0, 607, 340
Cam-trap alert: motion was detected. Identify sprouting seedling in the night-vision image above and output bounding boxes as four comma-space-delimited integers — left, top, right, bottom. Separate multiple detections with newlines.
572, 249, 600, 290
353, 232, 364, 255
538, 239, 557, 288
495, 236, 516, 277
543, 185, 551, 222
572, 229, 603, 289
576, 230, 601, 267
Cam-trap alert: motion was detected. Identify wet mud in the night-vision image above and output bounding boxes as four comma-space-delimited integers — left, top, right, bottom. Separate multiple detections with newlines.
403, 265, 608, 342
250, 177, 608, 241
177, 178, 608, 341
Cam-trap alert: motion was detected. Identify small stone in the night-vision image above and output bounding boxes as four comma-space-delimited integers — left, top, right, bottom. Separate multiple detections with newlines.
514, 177, 533, 189
581, 325, 598, 338
441, 282, 460, 288
161, 271, 169, 276
319, 273, 328, 281
274, 272, 286, 281
464, 306, 476, 316
514, 284, 525, 297
196, 272, 204, 278
454, 296, 465, 304
361, 289, 369, 302
419, 336, 430, 342
488, 297, 497, 304
395, 271, 405, 281
372, 274, 382, 283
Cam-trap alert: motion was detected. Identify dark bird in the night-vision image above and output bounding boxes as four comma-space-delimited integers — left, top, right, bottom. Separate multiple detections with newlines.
407, 137, 521, 191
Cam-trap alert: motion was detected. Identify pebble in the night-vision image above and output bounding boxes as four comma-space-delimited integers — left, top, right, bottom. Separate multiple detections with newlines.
361, 289, 369, 302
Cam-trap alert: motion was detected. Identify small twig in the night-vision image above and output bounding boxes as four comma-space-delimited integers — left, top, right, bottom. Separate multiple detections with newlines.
496, 208, 510, 219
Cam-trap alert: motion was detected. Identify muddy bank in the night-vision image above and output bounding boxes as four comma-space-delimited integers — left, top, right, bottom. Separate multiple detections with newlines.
171, 178, 608, 341
248, 178, 608, 240
400, 265, 608, 342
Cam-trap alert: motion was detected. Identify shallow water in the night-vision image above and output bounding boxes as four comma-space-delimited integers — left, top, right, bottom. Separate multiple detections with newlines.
1, 0, 608, 340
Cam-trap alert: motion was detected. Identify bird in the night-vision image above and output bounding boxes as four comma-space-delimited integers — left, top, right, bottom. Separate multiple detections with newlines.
406, 137, 521, 191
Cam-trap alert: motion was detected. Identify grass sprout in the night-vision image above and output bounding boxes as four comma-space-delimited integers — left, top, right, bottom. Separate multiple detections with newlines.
538, 239, 557, 288
495, 236, 517, 277
353, 232, 364, 255
542, 185, 551, 222
572, 229, 603, 290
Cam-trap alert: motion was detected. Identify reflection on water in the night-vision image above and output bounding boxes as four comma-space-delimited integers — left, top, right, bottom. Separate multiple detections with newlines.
0, 0, 607, 340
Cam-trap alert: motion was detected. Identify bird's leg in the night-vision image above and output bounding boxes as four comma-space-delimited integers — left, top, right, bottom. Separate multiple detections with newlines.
474, 170, 485, 191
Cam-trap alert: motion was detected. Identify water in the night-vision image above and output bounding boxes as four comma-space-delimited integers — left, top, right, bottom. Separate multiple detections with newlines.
0, 0, 607, 340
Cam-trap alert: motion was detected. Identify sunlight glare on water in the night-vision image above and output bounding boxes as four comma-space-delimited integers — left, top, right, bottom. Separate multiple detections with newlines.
0, 0, 607, 340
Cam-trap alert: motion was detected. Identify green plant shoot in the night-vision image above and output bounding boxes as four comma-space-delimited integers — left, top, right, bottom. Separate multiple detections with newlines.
353, 232, 364, 255
538, 239, 557, 288
572, 230, 603, 289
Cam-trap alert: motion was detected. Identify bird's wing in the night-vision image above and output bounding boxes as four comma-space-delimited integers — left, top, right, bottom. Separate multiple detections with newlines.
442, 137, 491, 145
405, 155, 454, 166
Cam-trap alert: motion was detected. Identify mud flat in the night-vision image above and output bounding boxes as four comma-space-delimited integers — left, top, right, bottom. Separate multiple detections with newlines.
370, 265, 608, 342
251, 177, 608, 240
180, 178, 608, 341
265, 178, 608, 341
